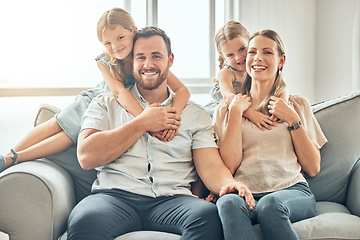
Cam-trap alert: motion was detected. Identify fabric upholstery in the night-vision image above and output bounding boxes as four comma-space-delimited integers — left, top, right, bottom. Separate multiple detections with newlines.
308, 92, 360, 203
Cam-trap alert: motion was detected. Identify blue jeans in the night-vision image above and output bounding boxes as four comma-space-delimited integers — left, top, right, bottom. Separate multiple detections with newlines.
67, 189, 222, 240
216, 182, 316, 240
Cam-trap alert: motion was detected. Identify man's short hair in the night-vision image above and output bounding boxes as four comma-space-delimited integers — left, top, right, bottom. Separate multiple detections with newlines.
133, 26, 172, 56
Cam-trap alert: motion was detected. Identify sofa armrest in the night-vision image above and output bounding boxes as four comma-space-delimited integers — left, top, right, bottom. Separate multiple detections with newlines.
346, 159, 360, 217
0, 159, 76, 240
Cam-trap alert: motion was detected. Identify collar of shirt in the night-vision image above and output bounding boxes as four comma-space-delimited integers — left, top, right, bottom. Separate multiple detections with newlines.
129, 83, 174, 108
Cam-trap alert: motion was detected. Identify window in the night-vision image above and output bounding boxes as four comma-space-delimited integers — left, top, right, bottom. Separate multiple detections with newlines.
0, 0, 227, 95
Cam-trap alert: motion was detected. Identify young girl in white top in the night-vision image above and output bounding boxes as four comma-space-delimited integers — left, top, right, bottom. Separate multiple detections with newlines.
214, 29, 327, 240
207, 21, 288, 130
0, 8, 189, 172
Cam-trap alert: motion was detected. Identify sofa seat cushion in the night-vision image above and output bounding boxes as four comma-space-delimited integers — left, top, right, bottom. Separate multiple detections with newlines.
59, 231, 181, 240
252, 201, 360, 240
294, 201, 360, 239
116, 231, 181, 240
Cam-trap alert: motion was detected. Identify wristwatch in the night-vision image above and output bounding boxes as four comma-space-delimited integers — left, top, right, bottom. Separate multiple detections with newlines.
288, 121, 302, 131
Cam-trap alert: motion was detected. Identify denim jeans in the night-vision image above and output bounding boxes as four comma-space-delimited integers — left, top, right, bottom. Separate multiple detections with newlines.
216, 182, 316, 240
67, 189, 222, 240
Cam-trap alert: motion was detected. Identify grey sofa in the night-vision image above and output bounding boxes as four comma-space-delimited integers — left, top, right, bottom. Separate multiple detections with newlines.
0, 91, 359, 240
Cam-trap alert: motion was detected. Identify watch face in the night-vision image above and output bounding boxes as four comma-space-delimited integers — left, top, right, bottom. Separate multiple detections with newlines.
288, 121, 302, 131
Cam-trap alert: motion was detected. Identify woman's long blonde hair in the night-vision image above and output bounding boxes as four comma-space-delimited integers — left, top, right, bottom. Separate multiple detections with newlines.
215, 21, 250, 70
240, 29, 287, 115
97, 8, 136, 83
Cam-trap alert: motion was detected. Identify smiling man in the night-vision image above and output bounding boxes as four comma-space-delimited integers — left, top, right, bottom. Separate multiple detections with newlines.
67, 27, 254, 240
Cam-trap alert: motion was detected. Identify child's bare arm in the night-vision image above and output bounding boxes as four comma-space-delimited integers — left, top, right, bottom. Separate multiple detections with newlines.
218, 68, 236, 105
243, 107, 276, 131
167, 71, 190, 115
159, 71, 190, 141
97, 62, 143, 117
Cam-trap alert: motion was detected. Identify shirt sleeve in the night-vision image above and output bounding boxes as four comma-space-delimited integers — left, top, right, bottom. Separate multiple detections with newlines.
81, 94, 110, 132
289, 95, 328, 149
95, 52, 110, 70
213, 102, 229, 147
189, 104, 218, 150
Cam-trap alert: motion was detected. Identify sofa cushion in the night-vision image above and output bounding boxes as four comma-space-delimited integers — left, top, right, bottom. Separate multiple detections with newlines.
308, 91, 360, 203
58, 231, 181, 240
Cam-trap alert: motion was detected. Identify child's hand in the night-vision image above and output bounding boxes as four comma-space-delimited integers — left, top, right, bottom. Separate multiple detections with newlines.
149, 131, 164, 140
228, 94, 251, 114
149, 129, 179, 141
245, 110, 276, 131
161, 129, 179, 141
270, 115, 283, 123
204, 192, 219, 203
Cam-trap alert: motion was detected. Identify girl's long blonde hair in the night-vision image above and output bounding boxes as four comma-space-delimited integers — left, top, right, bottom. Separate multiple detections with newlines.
215, 21, 250, 70
240, 29, 287, 115
97, 8, 136, 83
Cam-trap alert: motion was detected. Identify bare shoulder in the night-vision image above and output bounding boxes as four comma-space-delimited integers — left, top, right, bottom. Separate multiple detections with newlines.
218, 67, 235, 83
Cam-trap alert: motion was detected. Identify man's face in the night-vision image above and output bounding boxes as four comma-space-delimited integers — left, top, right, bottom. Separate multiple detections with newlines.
133, 35, 173, 90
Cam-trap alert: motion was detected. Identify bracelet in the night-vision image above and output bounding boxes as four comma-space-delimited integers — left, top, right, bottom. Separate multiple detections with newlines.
288, 121, 302, 131
10, 149, 18, 165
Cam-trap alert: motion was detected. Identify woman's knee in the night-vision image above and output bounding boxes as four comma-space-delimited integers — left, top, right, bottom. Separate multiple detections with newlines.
257, 194, 284, 217
217, 193, 248, 215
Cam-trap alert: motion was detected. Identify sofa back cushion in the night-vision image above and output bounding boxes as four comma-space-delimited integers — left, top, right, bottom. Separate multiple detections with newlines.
307, 92, 360, 203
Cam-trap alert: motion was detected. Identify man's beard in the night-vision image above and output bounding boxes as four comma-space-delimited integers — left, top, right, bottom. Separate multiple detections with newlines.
134, 65, 169, 90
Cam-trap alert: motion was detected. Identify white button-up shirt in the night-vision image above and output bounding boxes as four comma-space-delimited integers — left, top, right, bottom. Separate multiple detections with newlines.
81, 84, 217, 197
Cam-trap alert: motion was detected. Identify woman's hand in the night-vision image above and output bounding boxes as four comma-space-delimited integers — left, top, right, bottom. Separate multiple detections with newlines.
268, 96, 300, 126
229, 94, 251, 115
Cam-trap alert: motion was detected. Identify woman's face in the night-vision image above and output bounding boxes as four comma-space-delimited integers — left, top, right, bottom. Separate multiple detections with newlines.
102, 25, 135, 60
220, 36, 248, 72
246, 35, 285, 83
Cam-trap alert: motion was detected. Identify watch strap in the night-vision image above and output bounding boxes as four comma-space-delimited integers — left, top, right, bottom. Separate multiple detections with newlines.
288, 120, 302, 131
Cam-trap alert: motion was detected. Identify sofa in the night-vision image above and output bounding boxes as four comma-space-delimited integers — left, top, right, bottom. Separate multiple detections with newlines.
0, 91, 359, 240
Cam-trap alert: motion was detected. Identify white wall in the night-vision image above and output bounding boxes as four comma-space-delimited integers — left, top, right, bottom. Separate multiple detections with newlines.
315, 0, 360, 101
231, 0, 360, 103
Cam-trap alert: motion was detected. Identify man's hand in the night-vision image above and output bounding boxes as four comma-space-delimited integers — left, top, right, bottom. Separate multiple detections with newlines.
219, 181, 255, 210
140, 103, 181, 133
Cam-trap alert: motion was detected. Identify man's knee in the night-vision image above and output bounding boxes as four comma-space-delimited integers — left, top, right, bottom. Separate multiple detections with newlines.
185, 200, 222, 239
67, 204, 103, 239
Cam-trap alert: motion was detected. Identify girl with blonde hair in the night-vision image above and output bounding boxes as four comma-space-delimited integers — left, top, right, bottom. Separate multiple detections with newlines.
215, 29, 327, 240
0, 8, 189, 172
206, 21, 287, 130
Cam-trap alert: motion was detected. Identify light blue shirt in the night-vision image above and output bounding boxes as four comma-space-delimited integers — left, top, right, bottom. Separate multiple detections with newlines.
81, 84, 218, 197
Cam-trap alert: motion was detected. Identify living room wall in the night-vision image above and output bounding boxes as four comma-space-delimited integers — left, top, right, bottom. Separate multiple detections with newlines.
231, 0, 360, 103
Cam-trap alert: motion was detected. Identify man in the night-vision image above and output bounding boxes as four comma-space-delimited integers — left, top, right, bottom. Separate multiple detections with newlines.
67, 27, 254, 240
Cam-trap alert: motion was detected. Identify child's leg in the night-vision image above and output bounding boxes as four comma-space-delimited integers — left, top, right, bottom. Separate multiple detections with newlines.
11, 117, 62, 152
4, 131, 73, 168
3, 117, 74, 168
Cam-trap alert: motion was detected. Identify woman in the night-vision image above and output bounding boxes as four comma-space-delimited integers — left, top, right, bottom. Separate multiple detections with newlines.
214, 29, 327, 240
